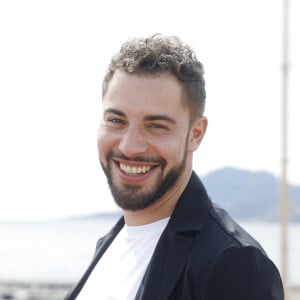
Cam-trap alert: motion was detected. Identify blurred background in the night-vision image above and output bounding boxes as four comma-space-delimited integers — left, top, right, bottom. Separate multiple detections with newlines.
0, 0, 299, 299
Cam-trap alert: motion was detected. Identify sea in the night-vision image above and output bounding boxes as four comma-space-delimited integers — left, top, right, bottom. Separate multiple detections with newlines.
0, 216, 299, 287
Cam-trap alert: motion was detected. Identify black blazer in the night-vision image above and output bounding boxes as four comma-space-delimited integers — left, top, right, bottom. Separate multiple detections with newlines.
65, 172, 284, 299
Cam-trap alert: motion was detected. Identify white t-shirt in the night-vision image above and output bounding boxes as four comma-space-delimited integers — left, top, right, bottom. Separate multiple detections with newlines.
77, 217, 170, 300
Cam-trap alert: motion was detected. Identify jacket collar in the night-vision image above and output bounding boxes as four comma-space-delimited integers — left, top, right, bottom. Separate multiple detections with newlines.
135, 171, 212, 300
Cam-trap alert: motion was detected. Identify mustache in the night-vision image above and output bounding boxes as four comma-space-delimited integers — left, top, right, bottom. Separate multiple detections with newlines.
106, 150, 166, 166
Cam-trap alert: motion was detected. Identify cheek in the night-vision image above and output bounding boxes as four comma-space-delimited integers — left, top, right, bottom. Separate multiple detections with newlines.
97, 130, 116, 159
153, 136, 187, 165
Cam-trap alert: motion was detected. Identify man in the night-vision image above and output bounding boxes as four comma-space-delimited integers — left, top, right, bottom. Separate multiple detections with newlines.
65, 34, 284, 299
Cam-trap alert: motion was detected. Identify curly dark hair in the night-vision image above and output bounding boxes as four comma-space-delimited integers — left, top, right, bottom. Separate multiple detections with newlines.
102, 34, 206, 120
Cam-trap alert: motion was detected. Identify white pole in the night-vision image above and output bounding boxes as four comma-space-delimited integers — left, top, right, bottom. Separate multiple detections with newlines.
281, 0, 290, 298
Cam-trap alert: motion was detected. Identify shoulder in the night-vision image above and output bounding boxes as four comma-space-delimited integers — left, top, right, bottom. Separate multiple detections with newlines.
205, 203, 266, 250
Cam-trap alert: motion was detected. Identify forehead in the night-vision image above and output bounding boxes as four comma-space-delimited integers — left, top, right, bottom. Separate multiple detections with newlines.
102, 71, 187, 115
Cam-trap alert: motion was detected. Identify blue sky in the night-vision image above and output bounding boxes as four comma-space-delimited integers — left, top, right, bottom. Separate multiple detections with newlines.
0, 0, 299, 220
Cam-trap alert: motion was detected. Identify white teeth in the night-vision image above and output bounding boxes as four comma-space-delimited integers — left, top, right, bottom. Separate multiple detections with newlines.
119, 163, 152, 175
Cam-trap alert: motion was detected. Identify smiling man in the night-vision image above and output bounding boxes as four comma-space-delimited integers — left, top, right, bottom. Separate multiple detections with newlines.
65, 34, 284, 300
98, 70, 202, 224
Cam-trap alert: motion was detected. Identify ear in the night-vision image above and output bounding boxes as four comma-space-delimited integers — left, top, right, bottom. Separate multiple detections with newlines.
188, 117, 208, 152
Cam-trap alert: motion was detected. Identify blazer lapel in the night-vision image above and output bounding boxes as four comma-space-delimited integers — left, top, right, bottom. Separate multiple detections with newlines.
135, 226, 196, 300
135, 172, 212, 300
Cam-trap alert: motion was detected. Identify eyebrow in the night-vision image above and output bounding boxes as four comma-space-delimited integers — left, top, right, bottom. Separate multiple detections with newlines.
144, 115, 176, 124
104, 108, 125, 117
104, 108, 176, 124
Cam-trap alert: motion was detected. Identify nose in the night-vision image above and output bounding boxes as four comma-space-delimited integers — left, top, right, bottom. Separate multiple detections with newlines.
118, 126, 148, 158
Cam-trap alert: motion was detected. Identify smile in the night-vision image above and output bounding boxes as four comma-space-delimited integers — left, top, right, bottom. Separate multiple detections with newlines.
119, 163, 154, 175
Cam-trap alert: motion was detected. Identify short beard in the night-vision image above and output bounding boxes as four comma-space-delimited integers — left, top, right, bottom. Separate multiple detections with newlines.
100, 145, 188, 211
